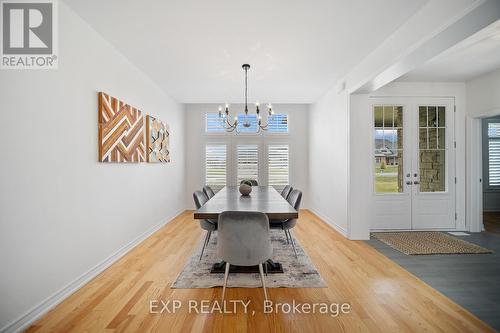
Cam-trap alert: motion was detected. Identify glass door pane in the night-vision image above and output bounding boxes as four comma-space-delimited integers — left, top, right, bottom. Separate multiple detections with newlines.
374, 105, 404, 193
418, 105, 446, 192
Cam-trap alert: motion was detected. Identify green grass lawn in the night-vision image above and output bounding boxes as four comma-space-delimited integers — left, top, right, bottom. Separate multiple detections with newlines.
375, 164, 399, 193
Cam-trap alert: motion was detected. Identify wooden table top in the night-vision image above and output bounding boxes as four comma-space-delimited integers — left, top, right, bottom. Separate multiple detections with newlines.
193, 186, 298, 220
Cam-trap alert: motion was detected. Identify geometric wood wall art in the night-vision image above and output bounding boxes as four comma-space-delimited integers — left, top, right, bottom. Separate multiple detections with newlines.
146, 115, 170, 163
98, 92, 145, 162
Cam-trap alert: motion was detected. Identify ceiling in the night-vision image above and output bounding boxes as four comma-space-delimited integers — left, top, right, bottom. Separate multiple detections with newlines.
64, 0, 427, 103
398, 20, 500, 82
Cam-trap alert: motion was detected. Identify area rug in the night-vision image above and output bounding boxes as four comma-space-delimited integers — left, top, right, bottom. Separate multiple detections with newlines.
371, 231, 493, 255
171, 230, 327, 288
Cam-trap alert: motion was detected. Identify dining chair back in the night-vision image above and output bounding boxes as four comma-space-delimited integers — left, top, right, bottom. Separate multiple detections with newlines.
203, 185, 215, 199
269, 189, 302, 259
193, 190, 208, 209
287, 189, 302, 210
280, 185, 293, 199
217, 211, 272, 301
193, 190, 217, 260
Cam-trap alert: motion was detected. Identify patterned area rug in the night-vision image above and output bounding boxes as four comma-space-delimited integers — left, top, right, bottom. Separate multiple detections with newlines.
172, 230, 327, 288
371, 231, 493, 255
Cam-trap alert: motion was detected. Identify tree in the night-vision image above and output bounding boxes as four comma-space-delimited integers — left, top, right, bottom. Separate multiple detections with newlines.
380, 159, 387, 170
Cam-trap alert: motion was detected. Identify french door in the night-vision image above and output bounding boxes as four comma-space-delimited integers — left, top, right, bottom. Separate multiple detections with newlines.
372, 97, 456, 230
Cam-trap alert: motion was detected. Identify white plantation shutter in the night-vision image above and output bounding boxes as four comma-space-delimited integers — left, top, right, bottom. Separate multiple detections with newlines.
268, 145, 289, 190
205, 145, 226, 189
237, 145, 258, 184
268, 114, 288, 133
205, 113, 225, 133
488, 122, 500, 186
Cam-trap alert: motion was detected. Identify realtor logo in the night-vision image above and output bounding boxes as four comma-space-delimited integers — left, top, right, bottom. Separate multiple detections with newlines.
1, 0, 58, 69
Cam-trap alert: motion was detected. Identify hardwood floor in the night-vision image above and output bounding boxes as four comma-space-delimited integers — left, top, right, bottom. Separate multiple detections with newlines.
484, 212, 500, 234
28, 210, 494, 332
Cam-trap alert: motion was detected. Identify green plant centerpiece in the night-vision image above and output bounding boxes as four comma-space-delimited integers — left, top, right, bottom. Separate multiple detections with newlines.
239, 179, 253, 196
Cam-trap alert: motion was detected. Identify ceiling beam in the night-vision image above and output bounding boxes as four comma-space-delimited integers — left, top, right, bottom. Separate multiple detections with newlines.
346, 0, 500, 94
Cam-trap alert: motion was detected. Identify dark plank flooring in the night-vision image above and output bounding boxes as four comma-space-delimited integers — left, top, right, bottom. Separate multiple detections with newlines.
484, 212, 500, 234
366, 231, 500, 331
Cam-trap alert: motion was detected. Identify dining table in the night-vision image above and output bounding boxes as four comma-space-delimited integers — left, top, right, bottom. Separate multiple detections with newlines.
194, 185, 299, 274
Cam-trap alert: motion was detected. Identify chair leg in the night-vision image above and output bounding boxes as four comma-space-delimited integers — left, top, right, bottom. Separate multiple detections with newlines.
258, 263, 268, 301
199, 231, 210, 261
221, 263, 230, 303
288, 230, 298, 259
283, 228, 290, 244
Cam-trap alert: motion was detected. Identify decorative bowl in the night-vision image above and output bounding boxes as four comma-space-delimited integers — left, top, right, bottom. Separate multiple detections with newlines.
239, 184, 252, 196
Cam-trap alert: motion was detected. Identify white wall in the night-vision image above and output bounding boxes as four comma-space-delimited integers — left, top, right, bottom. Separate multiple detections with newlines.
467, 69, 500, 212
349, 82, 467, 239
0, 3, 185, 331
466, 69, 500, 117
184, 104, 309, 208
308, 88, 349, 236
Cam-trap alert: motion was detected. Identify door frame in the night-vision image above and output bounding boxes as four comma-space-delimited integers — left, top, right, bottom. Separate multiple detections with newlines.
370, 96, 458, 231
466, 107, 500, 232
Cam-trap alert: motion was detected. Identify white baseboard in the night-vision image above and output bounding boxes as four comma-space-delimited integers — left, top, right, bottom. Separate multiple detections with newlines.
307, 208, 348, 237
0, 209, 186, 333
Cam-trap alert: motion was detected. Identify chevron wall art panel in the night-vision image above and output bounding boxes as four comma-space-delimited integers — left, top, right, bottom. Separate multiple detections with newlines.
98, 92, 145, 162
146, 115, 170, 163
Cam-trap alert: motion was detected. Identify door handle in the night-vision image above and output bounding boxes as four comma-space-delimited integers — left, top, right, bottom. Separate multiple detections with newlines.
406, 181, 412, 185
413, 181, 420, 185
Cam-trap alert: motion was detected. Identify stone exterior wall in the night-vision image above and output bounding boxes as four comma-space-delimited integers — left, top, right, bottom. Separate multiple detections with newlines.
419, 129, 445, 192
397, 129, 403, 192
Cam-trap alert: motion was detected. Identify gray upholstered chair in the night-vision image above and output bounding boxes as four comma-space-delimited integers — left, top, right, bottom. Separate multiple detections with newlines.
240, 179, 258, 186
217, 211, 272, 302
203, 185, 215, 199
193, 191, 217, 260
270, 189, 302, 258
280, 185, 293, 199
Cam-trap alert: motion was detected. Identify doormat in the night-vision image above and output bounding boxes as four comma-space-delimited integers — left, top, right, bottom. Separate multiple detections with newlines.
371, 231, 492, 255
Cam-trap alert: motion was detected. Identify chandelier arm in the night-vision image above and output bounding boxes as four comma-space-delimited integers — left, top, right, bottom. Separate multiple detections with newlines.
217, 64, 272, 134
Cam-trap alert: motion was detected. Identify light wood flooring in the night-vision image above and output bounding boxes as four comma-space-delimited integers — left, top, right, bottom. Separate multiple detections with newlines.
27, 210, 494, 332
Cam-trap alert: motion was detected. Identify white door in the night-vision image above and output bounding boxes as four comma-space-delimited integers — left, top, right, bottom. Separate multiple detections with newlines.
372, 97, 456, 230
411, 99, 456, 229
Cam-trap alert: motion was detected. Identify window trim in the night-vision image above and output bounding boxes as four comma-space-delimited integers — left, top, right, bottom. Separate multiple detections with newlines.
483, 117, 500, 192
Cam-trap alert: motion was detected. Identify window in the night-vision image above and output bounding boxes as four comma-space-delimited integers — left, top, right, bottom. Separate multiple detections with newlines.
487, 121, 500, 187
237, 145, 258, 184
418, 105, 446, 192
268, 145, 289, 191
374, 105, 404, 193
205, 113, 225, 133
268, 114, 288, 133
237, 114, 258, 133
205, 145, 226, 189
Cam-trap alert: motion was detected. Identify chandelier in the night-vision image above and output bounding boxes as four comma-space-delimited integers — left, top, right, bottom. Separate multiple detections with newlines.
218, 64, 273, 133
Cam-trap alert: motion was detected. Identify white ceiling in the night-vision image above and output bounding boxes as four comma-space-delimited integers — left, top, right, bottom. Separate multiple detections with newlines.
398, 20, 500, 82
64, 0, 427, 103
